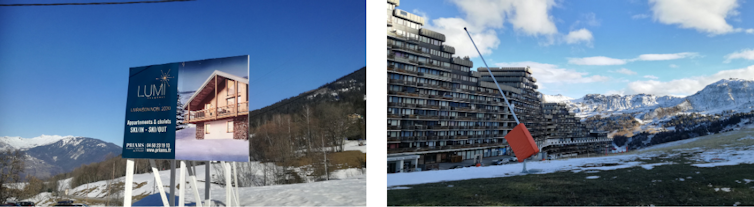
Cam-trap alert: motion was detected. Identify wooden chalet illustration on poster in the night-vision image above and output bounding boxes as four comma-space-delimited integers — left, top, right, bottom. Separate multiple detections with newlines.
184, 70, 249, 140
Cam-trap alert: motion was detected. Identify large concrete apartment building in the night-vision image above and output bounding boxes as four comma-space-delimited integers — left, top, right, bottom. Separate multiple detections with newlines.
386, 0, 610, 173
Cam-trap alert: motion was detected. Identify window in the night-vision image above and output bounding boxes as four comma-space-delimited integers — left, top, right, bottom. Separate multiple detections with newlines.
205, 123, 210, 134
227, 121, 234, 133
227, 80, 235, 95
227, 97, 235, 107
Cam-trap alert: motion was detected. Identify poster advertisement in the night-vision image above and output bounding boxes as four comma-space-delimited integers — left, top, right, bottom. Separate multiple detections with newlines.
123, 55, 250, 162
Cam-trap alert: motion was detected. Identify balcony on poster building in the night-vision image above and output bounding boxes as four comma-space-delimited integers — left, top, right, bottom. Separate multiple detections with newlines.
187, 101, 248, 123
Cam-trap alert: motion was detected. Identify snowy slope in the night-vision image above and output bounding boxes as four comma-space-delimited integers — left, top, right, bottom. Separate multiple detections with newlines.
685, 78, 754, 114
27, 163, 365, 206
0, 135, 73, 150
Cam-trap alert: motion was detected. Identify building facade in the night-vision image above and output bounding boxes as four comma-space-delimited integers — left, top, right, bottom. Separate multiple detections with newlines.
386, 0, 609, 173
540, 103, 611, 158
184, 70, 249, 140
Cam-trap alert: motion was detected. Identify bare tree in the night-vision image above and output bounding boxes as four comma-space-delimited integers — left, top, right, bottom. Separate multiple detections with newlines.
20, 175, 43, 200
0, 149, 25, 202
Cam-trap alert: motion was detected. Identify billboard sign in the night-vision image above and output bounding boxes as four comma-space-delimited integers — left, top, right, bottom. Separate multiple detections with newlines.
123, 55, 250, 162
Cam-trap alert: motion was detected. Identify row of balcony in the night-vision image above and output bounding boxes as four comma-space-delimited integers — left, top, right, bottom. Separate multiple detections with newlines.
388, 125, 514, 130
187, 101, 249, 123
387, 102, 509, 112
539, 138, 612, 149
387, 114, 516, 121
387, 142, 508, 154
390, 135, 504, 141
387, 74, 524, 102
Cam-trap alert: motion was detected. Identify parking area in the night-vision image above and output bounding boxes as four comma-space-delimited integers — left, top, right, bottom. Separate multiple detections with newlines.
436, 155, 515, 170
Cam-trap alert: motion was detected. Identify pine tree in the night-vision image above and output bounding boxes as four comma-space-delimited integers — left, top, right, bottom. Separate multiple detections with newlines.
176, 94, 187, 130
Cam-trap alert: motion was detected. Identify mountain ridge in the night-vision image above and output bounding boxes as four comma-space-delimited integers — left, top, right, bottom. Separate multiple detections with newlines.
544, 78, 754, 119
0, 136, 122, 178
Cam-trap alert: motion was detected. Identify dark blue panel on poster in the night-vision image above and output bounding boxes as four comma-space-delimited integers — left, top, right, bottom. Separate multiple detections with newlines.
122, 63, 179, 159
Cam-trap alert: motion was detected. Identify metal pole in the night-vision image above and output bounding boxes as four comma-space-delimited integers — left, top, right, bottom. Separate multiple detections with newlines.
463, 27, 520, 125
223, 162, 232, 207
179, 161, 186, 207
187, 161, 203, 207
205, 162, 211, 207
170, 160, 176, 207
232, 162, 240, 206
465, 27, 529, 173
149, 159, 170, 207
124, 159, 134, 207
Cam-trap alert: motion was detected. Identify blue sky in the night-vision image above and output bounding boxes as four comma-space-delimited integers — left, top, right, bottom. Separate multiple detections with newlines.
0, 0, 365, 145
398, 0, 754, 99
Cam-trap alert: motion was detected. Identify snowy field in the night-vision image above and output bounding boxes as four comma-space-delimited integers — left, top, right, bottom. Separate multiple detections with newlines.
24, 137, 367, 206
342, 140, 366, 153
27, 163, 365, 206
175, 126, 249, 162
388, 124, 754, 188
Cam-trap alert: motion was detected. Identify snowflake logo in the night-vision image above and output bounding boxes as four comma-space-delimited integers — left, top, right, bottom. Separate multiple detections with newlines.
156, 69, 174, 87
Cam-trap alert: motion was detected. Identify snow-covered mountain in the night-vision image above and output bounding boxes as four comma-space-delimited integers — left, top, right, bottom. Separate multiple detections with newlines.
545, 78, 754, 136
685, 78, 754, 114
0, 136, 121, 178
0, 135, 74, 150
545, 78, 754, 119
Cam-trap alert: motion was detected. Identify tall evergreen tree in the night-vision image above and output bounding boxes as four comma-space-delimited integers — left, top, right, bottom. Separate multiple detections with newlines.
176, 94, 187, 130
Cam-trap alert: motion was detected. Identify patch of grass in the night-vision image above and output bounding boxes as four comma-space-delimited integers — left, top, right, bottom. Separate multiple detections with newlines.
132, 192, 150, 202
328, 150, 366, 170
292, 150, 366, 170
388, 155, 754, 206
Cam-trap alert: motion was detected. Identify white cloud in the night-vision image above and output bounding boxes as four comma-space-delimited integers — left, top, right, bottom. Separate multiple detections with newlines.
644, 75, 659, 79
452, 0, 559, 36
612, 68, 637, 75
495, 61, 609, 84
624, 65, 754, 96
723, 48, 754, 63
669, 64, 678, 68
632, 14, 649, 19
747, 29, 754, 34
569, 52, 699, 65
610, 68, 636, 75
426, 18, 500, 58
648, 0, 741, 35
430, 0, 559, 56
633, 52, 699, 61
568, 56, 627, 65
412, 9, 428, 19
564, 29, 593, 45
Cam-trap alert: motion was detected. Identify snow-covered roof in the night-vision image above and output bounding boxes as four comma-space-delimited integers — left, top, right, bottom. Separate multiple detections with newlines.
183, 70, 248, 109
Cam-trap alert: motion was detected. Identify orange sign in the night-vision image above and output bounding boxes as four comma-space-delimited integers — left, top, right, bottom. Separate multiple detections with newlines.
504, 123, 539, 162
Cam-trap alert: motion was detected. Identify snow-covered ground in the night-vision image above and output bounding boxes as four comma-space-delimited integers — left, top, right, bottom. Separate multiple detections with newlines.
388, 123, 754, 188
28, 162, 365, 206
343, 140, 366, 153
24, 138, 367, 206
